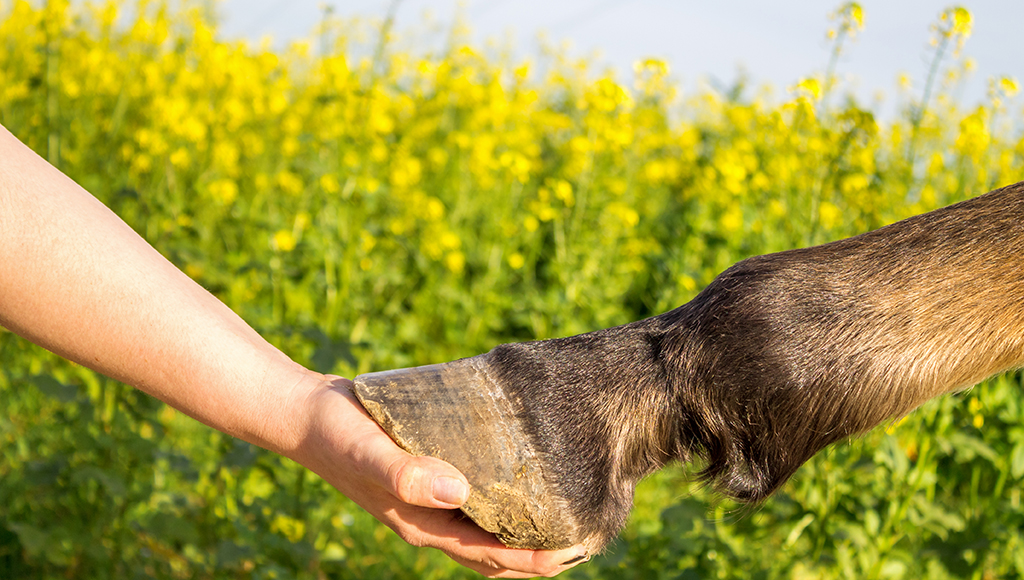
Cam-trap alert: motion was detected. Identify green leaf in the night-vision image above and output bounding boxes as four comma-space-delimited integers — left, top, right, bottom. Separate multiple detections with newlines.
660, 498, 703, 536
71, 466, 127, 499
784, 513, 815, 548
947, 432, 999, 464
320, 541, 346, 562
303, 328, 357, 372
879, 559, 908, 579
912, 499, 965, 536
1011, 441, 1024, 479
6, 522, 48, 557
29, 375, 77, 403
216, 539, 254, 567
145, 513, 200, 546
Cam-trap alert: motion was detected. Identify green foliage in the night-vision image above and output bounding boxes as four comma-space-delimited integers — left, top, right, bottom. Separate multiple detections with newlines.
1, 1, 1023, 578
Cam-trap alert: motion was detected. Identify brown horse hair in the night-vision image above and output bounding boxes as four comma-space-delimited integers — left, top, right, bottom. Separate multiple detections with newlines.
483, 180, 1024, 548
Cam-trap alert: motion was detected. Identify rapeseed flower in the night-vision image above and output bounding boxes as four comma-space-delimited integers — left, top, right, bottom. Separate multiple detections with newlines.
272, 230, 297, 252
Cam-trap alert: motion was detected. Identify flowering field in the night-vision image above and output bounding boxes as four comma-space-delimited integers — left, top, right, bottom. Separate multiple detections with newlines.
1, 1, 1023, 578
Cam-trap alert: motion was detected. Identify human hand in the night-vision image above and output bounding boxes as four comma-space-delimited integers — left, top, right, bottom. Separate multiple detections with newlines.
290, 374, 589, 578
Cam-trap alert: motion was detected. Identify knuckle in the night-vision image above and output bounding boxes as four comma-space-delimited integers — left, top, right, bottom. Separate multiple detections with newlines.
388, 458, 422, 503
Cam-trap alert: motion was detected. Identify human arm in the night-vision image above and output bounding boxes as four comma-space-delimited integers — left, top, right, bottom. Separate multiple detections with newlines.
0, 124, 585, 577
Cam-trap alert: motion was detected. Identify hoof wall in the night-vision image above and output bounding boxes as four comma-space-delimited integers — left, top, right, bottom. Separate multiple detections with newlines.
353, 354, 579, 549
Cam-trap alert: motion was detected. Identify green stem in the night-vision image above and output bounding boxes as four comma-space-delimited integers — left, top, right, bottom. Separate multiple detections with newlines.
369, 0, 404, 85
45, 11, 60, 169
819, 29, 847, 116
908, 34, 949, 173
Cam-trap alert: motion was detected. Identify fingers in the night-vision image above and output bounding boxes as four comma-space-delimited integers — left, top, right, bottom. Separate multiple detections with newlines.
365, 444, 588, 577
443, 545, 589, 577
383, 454, 470, 509
449, 554, 587, 579
387, 505, 589, 578
451, 544, 590, 578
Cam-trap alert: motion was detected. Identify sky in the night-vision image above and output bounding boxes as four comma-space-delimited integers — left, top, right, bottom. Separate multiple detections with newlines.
216, 0, 1024, 118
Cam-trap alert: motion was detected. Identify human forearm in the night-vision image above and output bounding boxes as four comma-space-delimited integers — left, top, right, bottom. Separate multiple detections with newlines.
0, 124, 313, 455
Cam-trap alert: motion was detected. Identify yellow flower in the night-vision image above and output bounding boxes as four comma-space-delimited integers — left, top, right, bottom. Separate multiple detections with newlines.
388, 219, 406, 236
948, 6, 973, 37
829, 2, 865, 39
270, 514, 306, 543
999, 76, 1019, 97
343, 150, 360, 168
320, 173, 340, 194
553, 180, 574, 206
885, 415, 910, 434
606, 202, 639, 229
213, 141, 240, 176
131, 154, 152, 175
184, 264, 203, 279
536, 206, 558, 222
428, 147, 449, 168
633, 58, 669, 77
791, 76, 823, 101
370, 108, 394, 135
363, 177, 381, 194
634, 58, 671, 96
272, 230, 297, 252
208, 179, 239, 205
178, 116, 207, 144
955, 108, 990, 158
425, 197, 445, 221
514, 62, 530, 80
169, 147, 190, 170
720, 206, 743, 232
275, 170, 303, 196
282, 137, 301, 157
507, 252, 525, 270
818, 201, 842, 230
933, 6, 973, 56
644, 160, 667, 183
2, 81, 30, 102
440, 231, 461, 250
444, 251, 465, 274
359, 231, 377, 253
678, 274, 697, 293
968, 398, 983, 414
897, 73, 912, 91
268, 92, 288, 115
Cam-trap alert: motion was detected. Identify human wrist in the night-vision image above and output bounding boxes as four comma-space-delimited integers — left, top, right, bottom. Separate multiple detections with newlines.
243, 361, 329, 460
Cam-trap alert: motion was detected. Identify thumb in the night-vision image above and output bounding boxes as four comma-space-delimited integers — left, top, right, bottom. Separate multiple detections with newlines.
328, 375, 472, 510
372, 439, 471, 509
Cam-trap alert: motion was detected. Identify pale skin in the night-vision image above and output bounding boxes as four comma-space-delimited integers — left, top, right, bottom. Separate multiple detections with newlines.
0, 124, 587, 578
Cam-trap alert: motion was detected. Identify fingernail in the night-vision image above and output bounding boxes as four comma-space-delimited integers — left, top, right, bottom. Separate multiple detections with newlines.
432, 476, 468, 505
561, 552, 589, 566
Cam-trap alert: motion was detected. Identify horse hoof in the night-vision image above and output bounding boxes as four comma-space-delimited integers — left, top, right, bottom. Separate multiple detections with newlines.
352, 353, 579, 550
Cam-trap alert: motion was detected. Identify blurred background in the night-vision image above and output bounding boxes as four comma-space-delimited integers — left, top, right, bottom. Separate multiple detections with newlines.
1, 0, 1023, 578
219, 0, 1024, 118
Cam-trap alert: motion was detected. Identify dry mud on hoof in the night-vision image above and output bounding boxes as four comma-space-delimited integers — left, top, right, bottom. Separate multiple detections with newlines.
352, 353, 579, 550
